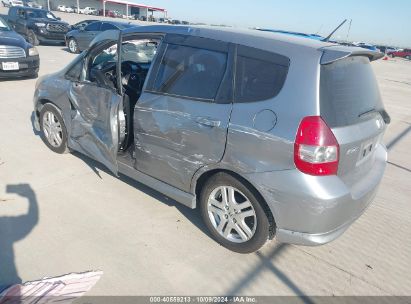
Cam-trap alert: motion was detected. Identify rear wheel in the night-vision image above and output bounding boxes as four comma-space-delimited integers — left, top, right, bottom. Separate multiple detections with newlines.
200, 172, 270, 253
27, 30, 39, 46
39, 104, 69, 154
68, 38, 79, 53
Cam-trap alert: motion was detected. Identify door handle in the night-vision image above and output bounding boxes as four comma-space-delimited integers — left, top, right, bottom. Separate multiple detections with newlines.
195, 116, 221, 128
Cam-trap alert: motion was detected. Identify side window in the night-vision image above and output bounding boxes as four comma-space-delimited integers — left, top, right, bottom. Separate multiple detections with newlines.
235, 47, 289, 103
101, 23, 117, 31
85, 22, 101, 31
152, 44, 227, 100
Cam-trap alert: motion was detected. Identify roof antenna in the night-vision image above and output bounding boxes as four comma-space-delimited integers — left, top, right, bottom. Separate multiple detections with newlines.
322, 19, 347, 42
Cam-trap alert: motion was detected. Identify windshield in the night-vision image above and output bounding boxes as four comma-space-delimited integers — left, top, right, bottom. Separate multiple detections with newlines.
25, 9, 58, 20
0, 17, 11, 31
121, 40, 158, 63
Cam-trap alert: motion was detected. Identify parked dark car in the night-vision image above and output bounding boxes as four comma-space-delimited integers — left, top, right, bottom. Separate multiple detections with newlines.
0, 16, 39, 78
33, 26, 389, 253
6, 6, 70, 45
65, 21, 136, 53
70, 19, 98, 30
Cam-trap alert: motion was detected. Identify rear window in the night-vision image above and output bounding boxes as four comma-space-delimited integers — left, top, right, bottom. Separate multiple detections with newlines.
320, 56, 383, 128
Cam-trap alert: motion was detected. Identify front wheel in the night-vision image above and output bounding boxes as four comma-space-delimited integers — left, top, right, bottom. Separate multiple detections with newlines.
39, 104, 69, 154
406, 55, 410, 60
200, 172, 270, 253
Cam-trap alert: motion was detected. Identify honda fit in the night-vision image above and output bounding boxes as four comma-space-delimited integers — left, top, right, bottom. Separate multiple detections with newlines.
33, 25, 389, 253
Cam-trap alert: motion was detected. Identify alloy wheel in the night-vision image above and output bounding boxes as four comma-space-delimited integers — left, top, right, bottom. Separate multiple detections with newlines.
42, 111, 63, 148
207, 186, 257, 243
69, 39, 77, 53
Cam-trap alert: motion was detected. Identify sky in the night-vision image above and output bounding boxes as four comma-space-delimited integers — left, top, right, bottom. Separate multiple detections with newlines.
132, 0, 411, 47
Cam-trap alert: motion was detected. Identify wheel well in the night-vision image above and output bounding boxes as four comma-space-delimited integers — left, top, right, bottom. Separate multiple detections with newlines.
35, 99, 64, 119
35, 99, 53, 114
195, 169, 276, 239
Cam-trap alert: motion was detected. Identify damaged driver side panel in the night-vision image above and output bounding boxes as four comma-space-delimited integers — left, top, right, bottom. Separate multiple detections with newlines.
68, 82, 122, 174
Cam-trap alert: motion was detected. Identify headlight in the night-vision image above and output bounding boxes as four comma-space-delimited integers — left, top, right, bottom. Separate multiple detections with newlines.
35, 23, 46, 27
29, 47, 38, 56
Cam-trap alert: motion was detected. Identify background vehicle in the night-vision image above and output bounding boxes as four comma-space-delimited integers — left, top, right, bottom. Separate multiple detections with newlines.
356, 42, 379, 52
57, 5, 66, 12
82, 7, 97, 15
0, 16, 39, 78
98, 9, 116, 18
388, 48, 411, 59
65, 21, 136, 53
70, 19, 98, 30
23, 1, 42, 9
5, 0, 23, 7
158, 17, 171, 23
33, 26, 388, 253
6, 6, 69, 45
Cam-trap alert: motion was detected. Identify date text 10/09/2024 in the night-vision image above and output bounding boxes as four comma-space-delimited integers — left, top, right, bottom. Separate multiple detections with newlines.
149, 297, 257, 303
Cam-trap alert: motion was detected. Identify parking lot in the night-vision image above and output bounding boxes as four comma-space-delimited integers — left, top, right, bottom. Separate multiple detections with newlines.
1, 8, 411, 297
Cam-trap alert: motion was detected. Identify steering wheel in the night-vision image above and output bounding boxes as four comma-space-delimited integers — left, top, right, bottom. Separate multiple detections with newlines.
121, 61, 145, 91
90, 61, 117, 88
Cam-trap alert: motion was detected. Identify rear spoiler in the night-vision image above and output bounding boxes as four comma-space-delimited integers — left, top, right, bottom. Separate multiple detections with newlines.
320, 45, 384, 65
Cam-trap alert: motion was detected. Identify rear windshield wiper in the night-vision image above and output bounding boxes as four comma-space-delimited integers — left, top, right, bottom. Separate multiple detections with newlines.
358, 108, 376, 118
358, 108, 391, 124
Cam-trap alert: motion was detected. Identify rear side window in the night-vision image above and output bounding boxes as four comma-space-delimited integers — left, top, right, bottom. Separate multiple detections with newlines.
85, 22, 101, 31
153, 44, 227, 100
320, 56, 383, 128
235, 46, 289, 103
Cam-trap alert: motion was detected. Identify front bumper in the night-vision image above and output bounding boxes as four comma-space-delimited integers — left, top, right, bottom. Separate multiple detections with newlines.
36, 29, 67, 43
245, 144, 387, 246
0, 55, 40, 78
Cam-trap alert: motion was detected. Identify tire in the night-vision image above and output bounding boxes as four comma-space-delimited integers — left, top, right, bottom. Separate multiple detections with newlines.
39, 104, 69, 154
27, 30, 39, 46
406, 55, 410, 60
200, 172, 270, 254
68, 38, 79, 54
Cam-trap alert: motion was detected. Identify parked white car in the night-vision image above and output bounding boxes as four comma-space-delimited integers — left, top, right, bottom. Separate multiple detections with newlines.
65, 6, 74, 13
57, 5, 67, 12
82, 7, 97, 15
7, 0, 24, 6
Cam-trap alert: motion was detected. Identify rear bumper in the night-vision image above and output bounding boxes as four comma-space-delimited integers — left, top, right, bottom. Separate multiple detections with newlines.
0, 56, 40, 78
245, 144, 387, 246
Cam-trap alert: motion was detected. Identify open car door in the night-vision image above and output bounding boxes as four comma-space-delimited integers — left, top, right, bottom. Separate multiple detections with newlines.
67, 30, 123, 175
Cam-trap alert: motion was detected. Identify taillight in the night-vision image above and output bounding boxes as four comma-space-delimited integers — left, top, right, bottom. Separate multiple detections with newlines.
294, 116, 339, 176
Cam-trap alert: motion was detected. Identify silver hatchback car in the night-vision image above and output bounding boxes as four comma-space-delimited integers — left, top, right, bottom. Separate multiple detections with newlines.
33, 25, 389, 253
